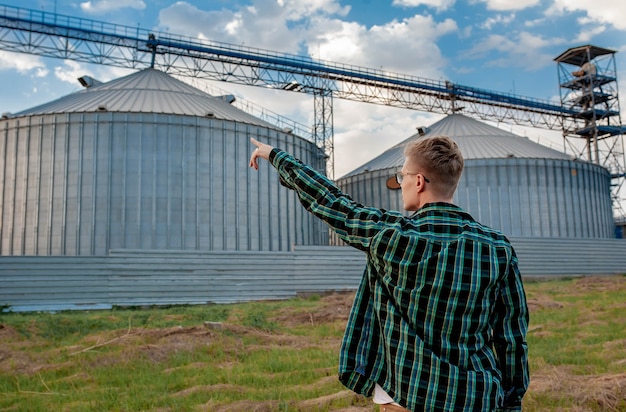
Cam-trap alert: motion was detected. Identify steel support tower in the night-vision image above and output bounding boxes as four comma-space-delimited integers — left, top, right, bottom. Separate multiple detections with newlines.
556, 45, 625, 216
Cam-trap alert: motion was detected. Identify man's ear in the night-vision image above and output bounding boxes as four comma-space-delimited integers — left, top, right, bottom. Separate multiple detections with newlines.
415, 175, 426, 192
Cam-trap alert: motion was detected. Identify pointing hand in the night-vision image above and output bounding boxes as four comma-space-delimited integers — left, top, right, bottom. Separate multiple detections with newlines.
249, 138, 274, 170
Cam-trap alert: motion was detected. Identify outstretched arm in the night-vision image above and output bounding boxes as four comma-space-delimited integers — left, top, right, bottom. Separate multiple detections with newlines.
248, 138, 402, 250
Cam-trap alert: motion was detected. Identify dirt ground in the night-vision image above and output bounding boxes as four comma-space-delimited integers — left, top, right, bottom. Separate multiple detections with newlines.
2, 276, 626, 411
0, 291, 371, 411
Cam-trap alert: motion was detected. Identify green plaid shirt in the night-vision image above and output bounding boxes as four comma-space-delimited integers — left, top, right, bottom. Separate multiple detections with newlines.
270, 149, 529, 411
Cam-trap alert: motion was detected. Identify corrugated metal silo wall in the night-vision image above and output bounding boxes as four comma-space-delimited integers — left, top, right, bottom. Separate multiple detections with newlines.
0, 112, 327, 256
340, 169, 405, 212
456, 158, 613, 238
334, 157, 613, 243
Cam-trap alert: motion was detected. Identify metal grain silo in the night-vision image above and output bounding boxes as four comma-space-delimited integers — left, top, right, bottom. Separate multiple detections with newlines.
337, 114, 614, 239
0, 68, 326, 255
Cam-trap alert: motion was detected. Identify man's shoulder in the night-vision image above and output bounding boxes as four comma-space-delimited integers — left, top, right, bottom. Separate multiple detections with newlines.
413, 203, 513, 245
465, 218, 513, 247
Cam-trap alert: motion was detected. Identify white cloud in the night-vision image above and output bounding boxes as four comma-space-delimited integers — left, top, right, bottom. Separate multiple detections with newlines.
158, 0, 350, 53
309, 14, 457, 78
223, 13, 244, 36
306, 20, 365, 62
480, 13, 515, 30
158, 1, 456, 78
52, 60, 132, 87
54, 60, 95, 85
463, 32, 564, 70
476, 0, 540, 11
460, 25, 473, 38
574, 25, 606, 43
523, 17, 545, 27
80, 0, 146, 14
332, 101, 443, 177
157, 0, 456, 80
548, 0, 626, 30
516, 31, 555, 51
0, 51, 48, 76
158, 1, 295, 52
156, 1, 460, 175
392, 0, 456, 12
277, 0, 351, 20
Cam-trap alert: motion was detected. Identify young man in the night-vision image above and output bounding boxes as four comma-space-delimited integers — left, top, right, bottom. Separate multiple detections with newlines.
249, 135, 529, 411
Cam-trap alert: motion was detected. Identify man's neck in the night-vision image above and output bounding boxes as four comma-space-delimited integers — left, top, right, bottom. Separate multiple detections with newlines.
417, 195, 453, 209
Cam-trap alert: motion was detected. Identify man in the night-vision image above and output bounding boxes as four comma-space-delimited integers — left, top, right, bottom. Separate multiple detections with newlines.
572, 61, 598, 118
249, 135, 529, 411
572, 61, 597, 78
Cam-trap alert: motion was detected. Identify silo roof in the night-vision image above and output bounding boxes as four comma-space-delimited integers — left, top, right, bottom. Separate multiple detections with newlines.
11, 68, 278, 128
342, 113, 572, 178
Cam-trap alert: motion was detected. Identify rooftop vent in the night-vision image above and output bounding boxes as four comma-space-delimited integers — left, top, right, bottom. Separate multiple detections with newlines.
218, 94, 236, 104
78, 76, 103, 88
416, 126, 429, 136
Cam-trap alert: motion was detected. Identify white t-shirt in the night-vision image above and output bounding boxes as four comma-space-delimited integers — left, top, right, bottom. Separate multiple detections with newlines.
581, 62, 597, 75
373, 383, 401, 405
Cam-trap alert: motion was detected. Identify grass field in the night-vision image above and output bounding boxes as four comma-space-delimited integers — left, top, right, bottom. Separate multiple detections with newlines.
1, 275, 625, 411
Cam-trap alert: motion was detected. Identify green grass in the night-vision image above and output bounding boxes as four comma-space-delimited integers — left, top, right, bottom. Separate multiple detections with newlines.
522, 276, 626, 411
1, 275, 625, 411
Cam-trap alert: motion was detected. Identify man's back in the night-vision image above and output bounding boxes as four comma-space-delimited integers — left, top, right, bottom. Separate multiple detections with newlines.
340, 202, 528, 410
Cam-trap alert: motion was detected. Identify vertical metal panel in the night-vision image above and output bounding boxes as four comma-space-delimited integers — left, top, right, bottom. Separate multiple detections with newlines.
78, 113, 91, 255
1, 119, 15, 254
2, 119, 19, 254
54, 116, 68, 255
557, 162, 570, 237
0, 112, 326, 256
0, 121, 5, 253
109, 117, 125, 250
39, 118, 53, 254
154, 116, 170, 250
1, 239, 625, 312
64, 113, 80, 255
24, 117, 39, 254
98, 113, 112, 255
337, 158, 614, 242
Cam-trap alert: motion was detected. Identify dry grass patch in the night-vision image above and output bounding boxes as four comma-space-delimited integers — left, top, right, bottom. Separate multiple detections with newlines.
1, 275, 625, 411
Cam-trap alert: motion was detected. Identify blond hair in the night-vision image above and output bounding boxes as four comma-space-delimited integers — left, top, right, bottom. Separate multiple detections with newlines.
404, 135, 464, 198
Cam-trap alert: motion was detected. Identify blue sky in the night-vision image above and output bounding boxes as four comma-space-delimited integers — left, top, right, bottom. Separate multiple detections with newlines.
0, 0, 625, 179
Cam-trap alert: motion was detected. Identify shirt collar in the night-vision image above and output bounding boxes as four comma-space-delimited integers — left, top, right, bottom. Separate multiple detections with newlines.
410, 202, 475, 221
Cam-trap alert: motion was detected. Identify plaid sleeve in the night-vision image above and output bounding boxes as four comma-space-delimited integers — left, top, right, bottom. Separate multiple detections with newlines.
493, 250, 530, 410
270, 148, 401, 250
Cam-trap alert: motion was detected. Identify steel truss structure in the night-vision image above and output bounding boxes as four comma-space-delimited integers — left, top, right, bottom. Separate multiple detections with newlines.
0, 3, 624, 212
556, 45, 625, 216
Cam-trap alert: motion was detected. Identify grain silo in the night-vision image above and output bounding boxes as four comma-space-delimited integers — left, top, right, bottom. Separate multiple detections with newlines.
337, 113, 614, 239
0, 68, 326, 256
